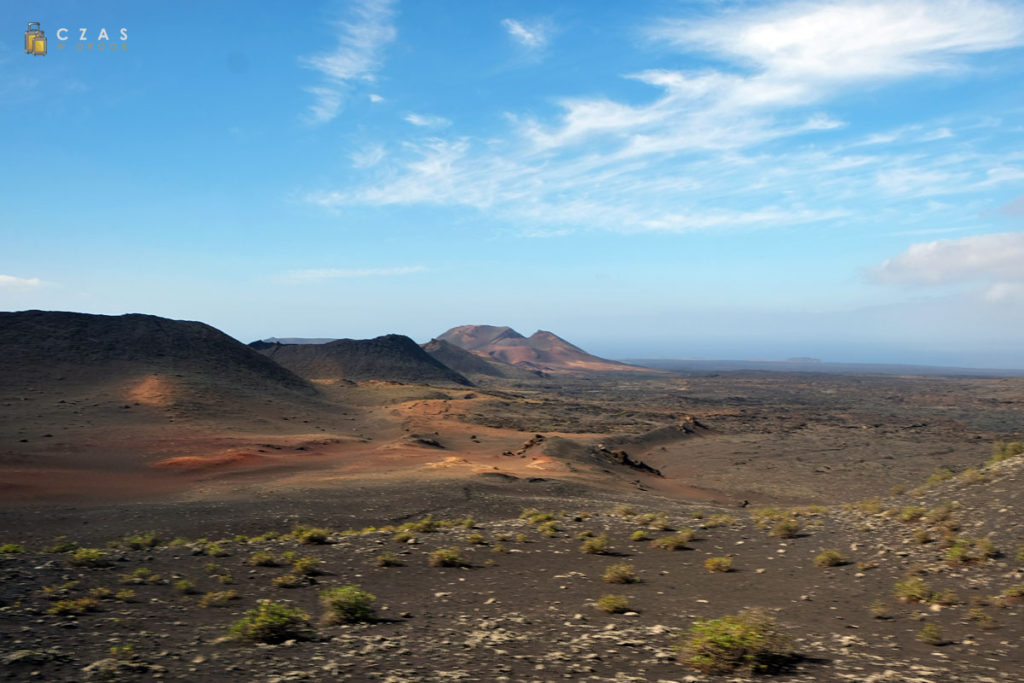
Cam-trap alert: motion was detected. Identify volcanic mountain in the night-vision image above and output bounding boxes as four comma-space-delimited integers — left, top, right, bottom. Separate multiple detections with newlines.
0, 310, 314, 398
435, 325, 637, 373
252, 334, 472, 387
422, 338, 543, 380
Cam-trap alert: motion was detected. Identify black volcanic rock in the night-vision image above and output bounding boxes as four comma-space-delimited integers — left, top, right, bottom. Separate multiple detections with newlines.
0, 310, 313, 394
254, 334, 472, 386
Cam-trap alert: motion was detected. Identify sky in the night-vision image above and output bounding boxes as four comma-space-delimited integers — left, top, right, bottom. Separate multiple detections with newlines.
2, 0, 1024, 368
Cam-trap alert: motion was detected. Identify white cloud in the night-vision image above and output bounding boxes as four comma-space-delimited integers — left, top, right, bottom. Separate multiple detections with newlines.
299, 0, 396, 124
280, 266, 426, 283
350, 144, 386, 168
404, 113, 451, 128
501, 18, 549, 49
305, 1, 1024, 235
869, 232, 1024, 285
651, 1, 1024, 88
0, 275, 44, 288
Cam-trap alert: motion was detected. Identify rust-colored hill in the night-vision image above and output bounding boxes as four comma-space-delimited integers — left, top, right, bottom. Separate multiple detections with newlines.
253, 334, 472, 387
436, 324, 637, 373
422, 339, 543, 380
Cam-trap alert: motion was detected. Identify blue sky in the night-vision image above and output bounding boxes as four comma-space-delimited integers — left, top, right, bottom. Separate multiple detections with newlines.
2, 0, 1024, 368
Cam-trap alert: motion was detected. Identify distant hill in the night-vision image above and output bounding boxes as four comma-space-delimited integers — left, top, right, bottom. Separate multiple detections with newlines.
0, 310, 313, 394
253, 334, 472, 386
422, 339, 543, 380
436, 325, 638, 373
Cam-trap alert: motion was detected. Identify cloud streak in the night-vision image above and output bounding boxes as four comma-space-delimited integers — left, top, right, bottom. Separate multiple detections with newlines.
300, 0, 396, 123
0, 275, 44, 288
501, 18, 550, 49
306, 0, 1024, 235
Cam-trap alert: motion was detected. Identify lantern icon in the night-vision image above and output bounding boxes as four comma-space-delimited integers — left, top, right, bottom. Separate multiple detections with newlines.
25, 22, 46, 56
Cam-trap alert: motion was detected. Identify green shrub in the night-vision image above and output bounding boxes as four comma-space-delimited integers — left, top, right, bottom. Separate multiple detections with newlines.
174, 579, 198, 595
123, 532, 161, 550
580, 534, 611, 555
898, 506, 926, 523
603, 562, 638, 584
869, 599, 891, 619
320, 585, 376, 624
704, 514, 737, 528
120, 567, 160, 585
292, 556, 323, 576
392, 531, 414, 543
987, 441, 1024, 466
399, 515, 440, 533
0, 543, 25, 554
199, 590, 238, 607
813, 549, 845, 568
272, 573, 306, 588
114, 589, 136, 602
930, 589, 959, 606
230, 600, 311, 643
705, 556, 734, 573
595, 593, 630, 613
924, 468, 954, 487
678, 608, 791, 674
44, 537, 78, 553
631, 529, 649, 542
611, 505, 634, 518
893, 577, 931, 603
292, 526, 330, 544
376, 551, 401, 567
916, 623, 944, 646
770, 518, 800, 539
249, 551, 279, 567
70, 548, 109, 567
48, 597, 100, 615
651, 532, 691, 551
466, 533, 486, 545
429, 547, 468, 567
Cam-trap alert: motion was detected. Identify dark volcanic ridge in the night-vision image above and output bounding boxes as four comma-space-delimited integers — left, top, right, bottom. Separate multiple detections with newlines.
436, 324, 632, 372
0, 310, 313, 396
252, 334, 472, 387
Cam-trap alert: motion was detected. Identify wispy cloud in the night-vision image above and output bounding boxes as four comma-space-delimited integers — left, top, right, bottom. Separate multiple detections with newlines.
300, 0, 396, 124
0, 274, 44, 288
280, 266, 426, 283
868, 232, 1024, 302
501, 18, 550, 49
306, 1, 1024, 235
404, 113, 451, 128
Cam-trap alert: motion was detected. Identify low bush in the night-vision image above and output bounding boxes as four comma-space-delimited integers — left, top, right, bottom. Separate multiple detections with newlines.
199, 590, 239, 607
603, 562, 638, 584
770, 519, 800, 539
893, 576, 931, 603
580, 534, 611, 555
916, 623, 944, 646
0, 543, 25, 554
376, 551, 401, 567
429, 547, 468, 567
230, 601, 311, 643
813, 549, 845, 568
705, 556, 734, 573
292, 526, 330, 545
320, 585, 376, 624
249, 551, 279, 567
292, 556, 323, 576
595, 593, 630, 613
678, 608, 792, 674
70, 548, 109, 567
